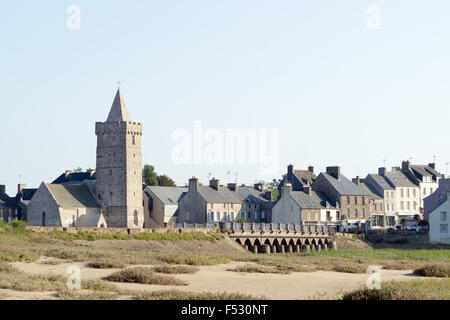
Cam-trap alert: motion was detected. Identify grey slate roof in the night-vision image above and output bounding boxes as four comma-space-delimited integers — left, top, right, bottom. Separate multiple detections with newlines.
367, 174, 394, 191
292, 170, 316, 185
290, 191, 324, 209
145, 186, 188, 205
46, 184, 100, 208
0, 193, 18, 208
52, 171, 96, 185
359, 182, 382, 199
384, 172, 416, 188
236, 187, 273, 208
321, 173, 371, 196
197, 186, 242, 204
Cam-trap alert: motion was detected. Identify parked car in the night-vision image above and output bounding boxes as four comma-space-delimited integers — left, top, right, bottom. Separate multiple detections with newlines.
342, 225, 358, 233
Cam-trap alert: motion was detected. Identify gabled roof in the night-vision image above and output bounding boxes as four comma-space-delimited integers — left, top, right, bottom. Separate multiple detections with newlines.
106, 89, 131, 122
384, 172, 416, 188
367, 174, 394, 191
52, 171, 96, 185
292, 170, 316, 186
359, 182, 383, 199
410, 165, 440, 181
197, 186, 242, 204
320, 173, 370, 196
290, 191, 324, 209
46, 184, 100, 208
236, 187, 273, 208
144, 186, 188, 205
0, 193, 19, 208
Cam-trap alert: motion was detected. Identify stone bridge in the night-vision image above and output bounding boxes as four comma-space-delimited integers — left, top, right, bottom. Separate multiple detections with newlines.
222, 223, 337, 254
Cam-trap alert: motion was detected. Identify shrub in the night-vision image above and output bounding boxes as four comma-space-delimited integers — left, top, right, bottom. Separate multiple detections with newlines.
414, 264, 450, 278
104, 267, 188, 286
134, 289, 265, 300
152, 265, 198, 274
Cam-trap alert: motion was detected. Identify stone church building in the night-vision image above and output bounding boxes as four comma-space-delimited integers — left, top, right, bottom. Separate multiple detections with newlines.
27, 89, 144, 228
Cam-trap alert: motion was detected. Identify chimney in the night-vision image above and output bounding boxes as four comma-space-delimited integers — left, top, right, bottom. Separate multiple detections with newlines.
264, 191, 272, 201
352, 176, 361, 185
402, 160, 411, 171
287, 164, 294, 182
17, 184, 25, 194
227, 183, 238, 192
428, 163, 436, 170
308, 166, 314, 173
326, 166, 341, 180
303, 185, 311, 195
65, 170, 73, 178
188, 177, 199, 192
254, 183, 263, 192
378, 167, 387, 176
281, 183, 292, 198
210, 178, 220, 191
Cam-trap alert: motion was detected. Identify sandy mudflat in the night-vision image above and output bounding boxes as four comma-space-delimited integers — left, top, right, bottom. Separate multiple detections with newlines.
1, 257, 423, 300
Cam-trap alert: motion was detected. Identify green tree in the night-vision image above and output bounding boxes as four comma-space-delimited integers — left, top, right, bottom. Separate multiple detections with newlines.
413, 214, 421, 222
264, 178, 282, 201
157, 174, 176, 187
143, 165, 158, 186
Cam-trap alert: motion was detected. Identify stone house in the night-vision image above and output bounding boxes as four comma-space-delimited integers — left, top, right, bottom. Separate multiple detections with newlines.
233, 183, 273, 222
272, 183, 339, 225
277, 164, 316, 197
0, 185, 19, 223
352, 176, 385, 227
428, 191, 450, 244
27, 182, 106, 228
364, 168, 397, 226
14, 184, 37, 221
143, 186, 188, 228
424, 178, 450, 220
401, 160, 442, 210
383, 171, 421, 218
178, 178, 243, 224
312, 166, 371, 225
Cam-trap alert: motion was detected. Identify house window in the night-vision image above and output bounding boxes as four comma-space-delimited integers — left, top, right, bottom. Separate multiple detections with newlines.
354, 197, 357, 205
407, 202, 410, 210
354, 209, 358, 217
42, 212, 46, 226
132, 135, 136, 145
413, 189, 416, 197
209, 212, 214, 221
261, 211, 265, 219
400, 189, 404, 198
400, 201, 404, 210
407, 189, 410, 197
440, 224, 448, 233
430, 188, 434, 194
347, 196, 350, 204
336, 211, 340, 220
247, 212, 251, 220
413, 202, 417, 210
362, 197, 365, 205
231, 212, 235, 220
441, 212, 447, 221
362, 209, 366, 218
216, 212, 220, 221
326, 211, 331, 220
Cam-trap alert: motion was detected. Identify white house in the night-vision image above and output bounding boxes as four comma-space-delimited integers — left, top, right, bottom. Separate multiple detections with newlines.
429, 192, 450, 244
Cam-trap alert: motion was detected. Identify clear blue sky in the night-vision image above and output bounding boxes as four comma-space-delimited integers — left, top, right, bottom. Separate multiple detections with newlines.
1, 1, 450, 194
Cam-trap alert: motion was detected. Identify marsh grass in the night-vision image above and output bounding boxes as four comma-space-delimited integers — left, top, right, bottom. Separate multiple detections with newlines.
342, 278, 450, 300
152, 265, 198, 274
104, 267, 188, 286
133, 289, 266, 300
0, 273, 67, 292
48, 229, 222, 242
57, 288, 118, 300
414, 264, 450, 278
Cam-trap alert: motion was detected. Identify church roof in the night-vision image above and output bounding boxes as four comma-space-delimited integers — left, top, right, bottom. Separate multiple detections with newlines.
106, 89, 131, 122
46, 184, 100, 208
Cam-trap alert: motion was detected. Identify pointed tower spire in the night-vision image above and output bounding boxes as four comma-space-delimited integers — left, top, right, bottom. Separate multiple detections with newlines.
106, 89, 131, 122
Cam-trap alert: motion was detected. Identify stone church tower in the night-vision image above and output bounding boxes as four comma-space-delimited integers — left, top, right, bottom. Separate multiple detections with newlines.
95, 89, 144, 228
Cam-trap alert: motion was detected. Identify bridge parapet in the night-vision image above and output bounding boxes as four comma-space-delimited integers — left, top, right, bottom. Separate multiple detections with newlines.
223, 222, 334, 236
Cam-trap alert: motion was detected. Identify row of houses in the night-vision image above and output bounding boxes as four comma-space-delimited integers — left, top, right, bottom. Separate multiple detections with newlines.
145, 160, 444, 232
